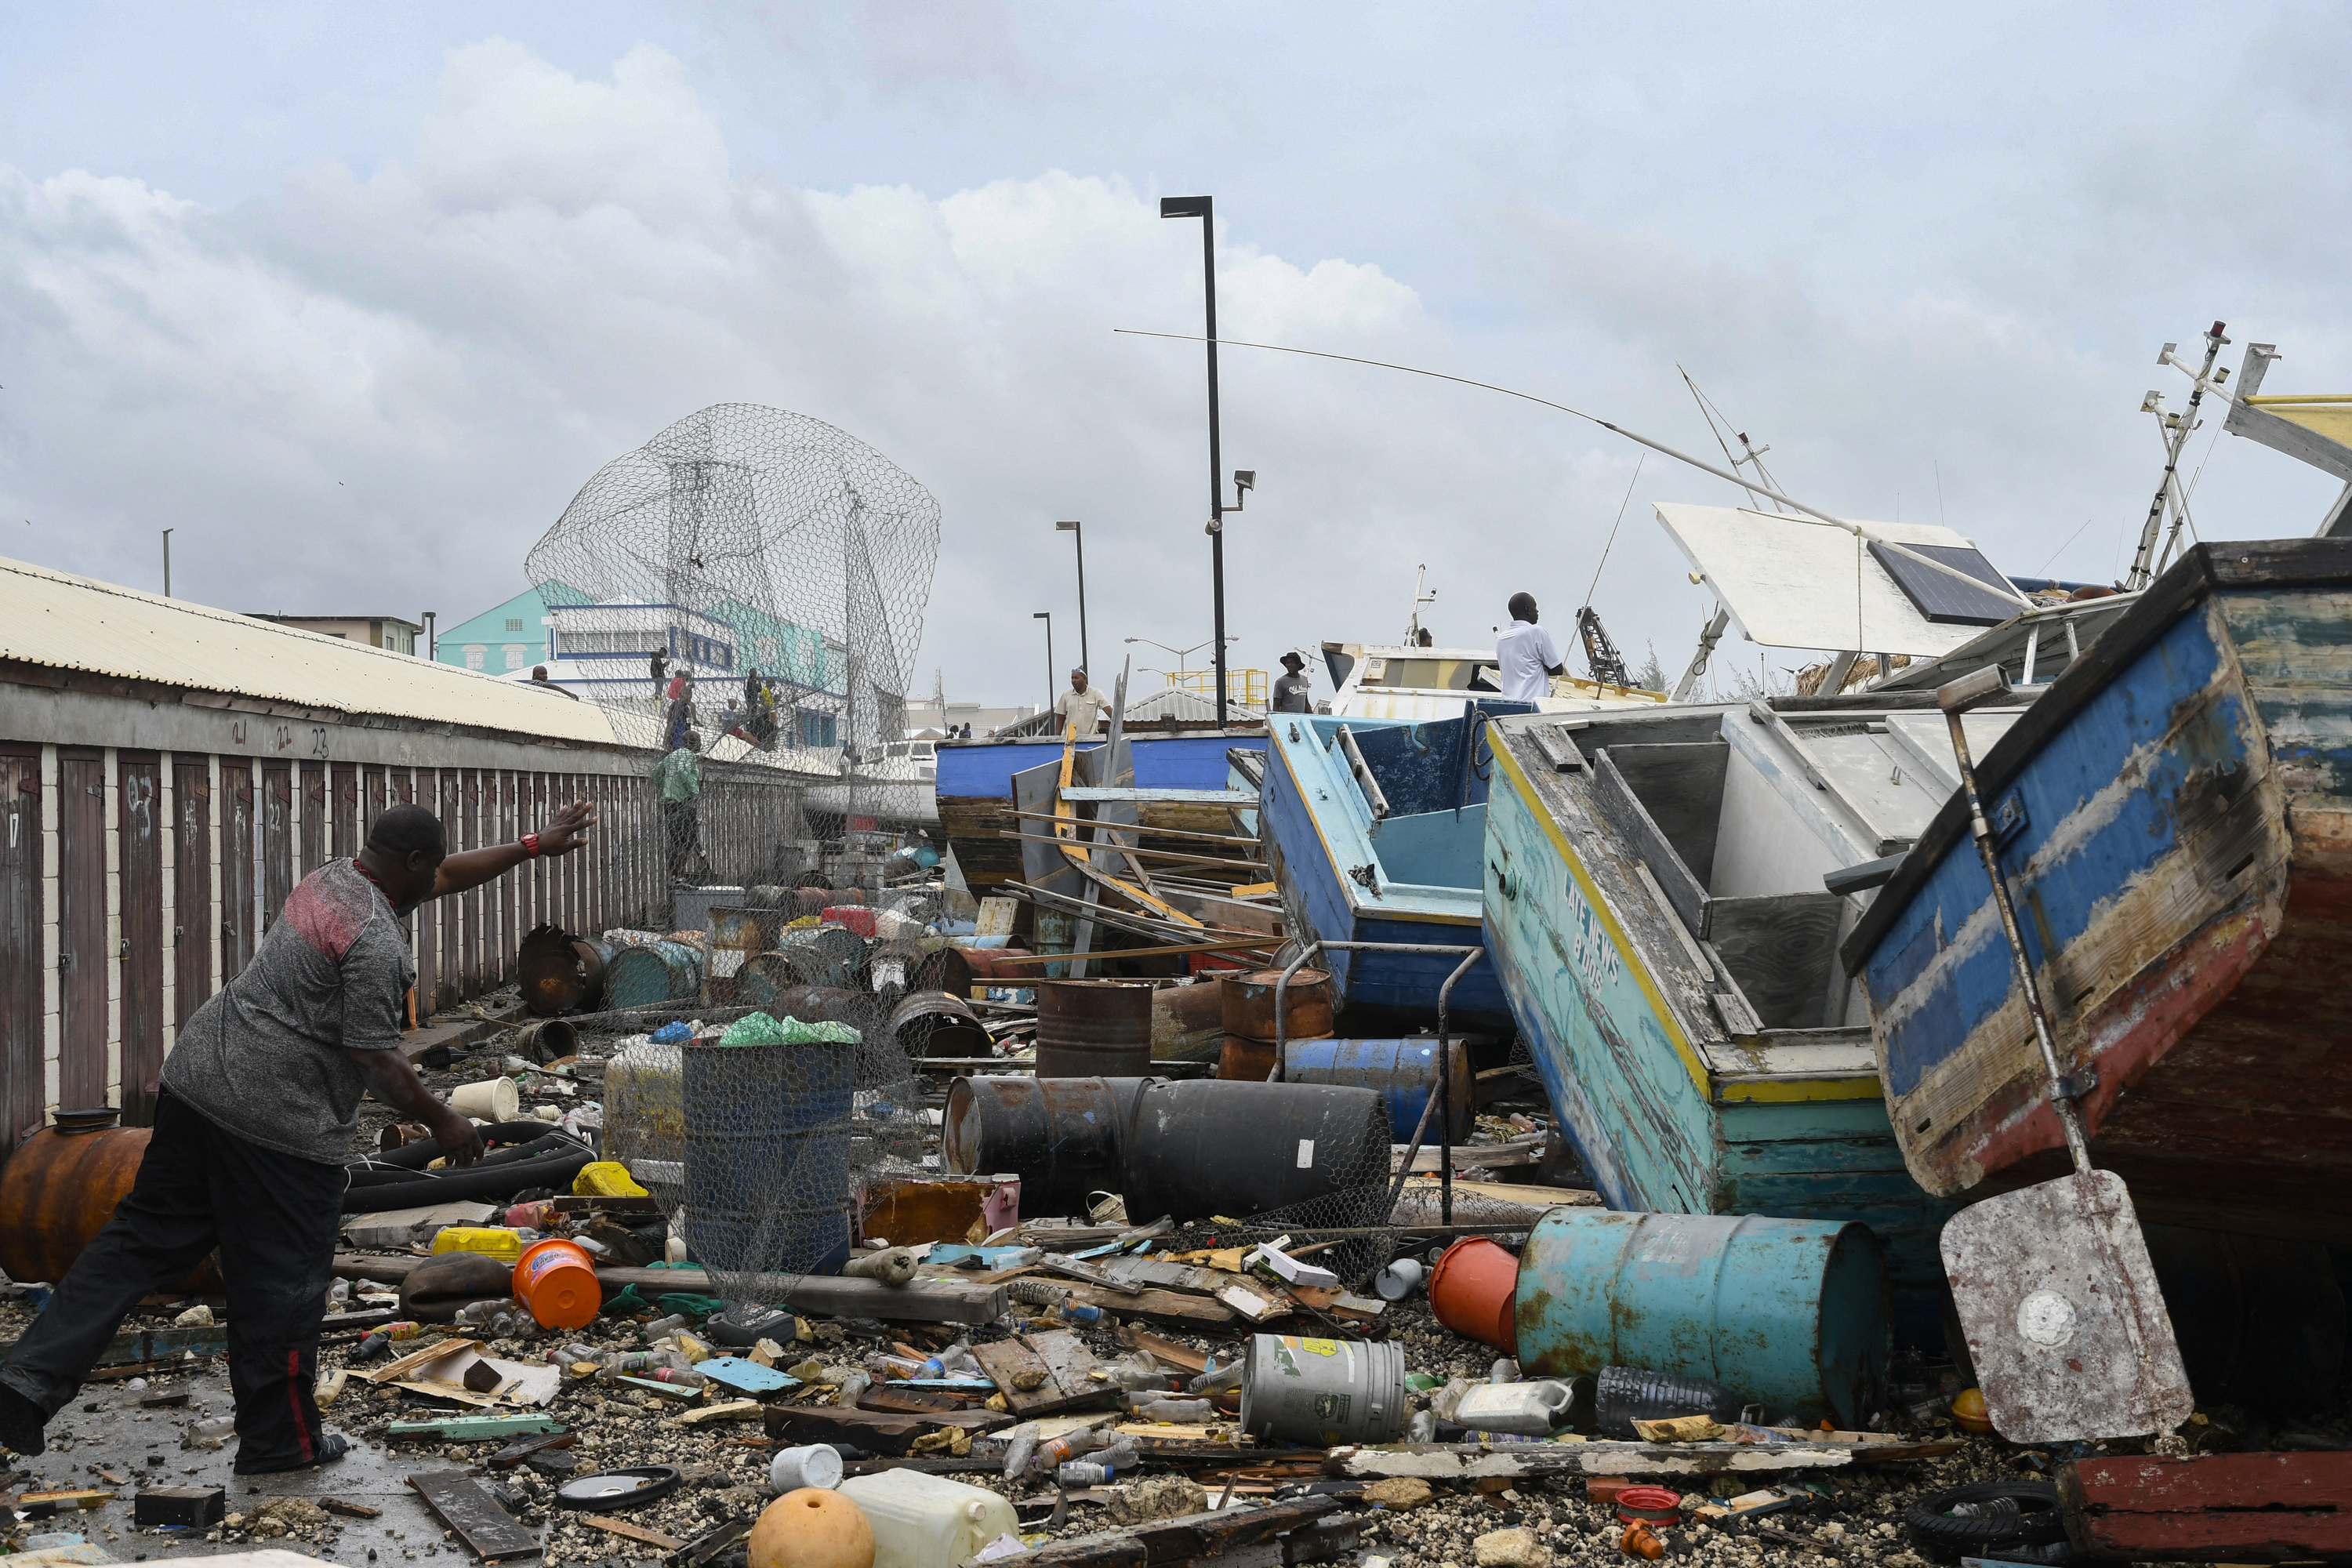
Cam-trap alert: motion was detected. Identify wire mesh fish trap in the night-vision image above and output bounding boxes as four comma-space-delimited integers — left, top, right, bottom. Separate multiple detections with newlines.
681, 1029, 860, 1302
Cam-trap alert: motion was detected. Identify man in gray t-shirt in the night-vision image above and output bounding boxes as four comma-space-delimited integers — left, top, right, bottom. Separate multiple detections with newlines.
0, 799, 593, 1472
1271, 651, 1313, 713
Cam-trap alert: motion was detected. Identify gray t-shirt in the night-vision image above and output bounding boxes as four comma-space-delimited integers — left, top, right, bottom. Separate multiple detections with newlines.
1272, 672, 1313, 713
161, 858, 412, 1163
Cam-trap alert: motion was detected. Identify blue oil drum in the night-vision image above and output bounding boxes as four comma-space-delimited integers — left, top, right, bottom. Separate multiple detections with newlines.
604, 940, 704, 1008
1280, 1037, 1472, 1142
1512, 1207, 1891, 1429
683, 1033, 858, 1279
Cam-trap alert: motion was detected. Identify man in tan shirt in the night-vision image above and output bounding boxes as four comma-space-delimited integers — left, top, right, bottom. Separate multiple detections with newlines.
1053, 668, 1112, 737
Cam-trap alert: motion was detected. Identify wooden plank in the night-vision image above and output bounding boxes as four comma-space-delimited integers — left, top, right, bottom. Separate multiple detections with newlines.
585, 1515, 687, 1554
406, 1471, 539, 1562
56, 750, 107, 1106
117, 753, 165, 1125
1055, 1280, 1239, 1327
1324, 1441, 1878, 1480
1058, 787, 1257, 804
1120, 1329, 1210, 1376
763, 1403, 1004, 1457
972, 1330, 1116, 1418
169, 757, 212, 1041
2057, 1452, 2352, 1562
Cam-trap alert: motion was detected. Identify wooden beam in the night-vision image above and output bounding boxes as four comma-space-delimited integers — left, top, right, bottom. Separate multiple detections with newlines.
987, 935, 1274, 967
1004, 807, 1264, 848
1058, 787, 1258, 804
996, 831, 1267, 873
332, 1254, 1007, 1326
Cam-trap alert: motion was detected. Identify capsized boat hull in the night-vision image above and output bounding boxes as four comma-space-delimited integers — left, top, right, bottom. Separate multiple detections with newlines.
1842, 540, 2352, 1243
1480, 711, 1958, 1345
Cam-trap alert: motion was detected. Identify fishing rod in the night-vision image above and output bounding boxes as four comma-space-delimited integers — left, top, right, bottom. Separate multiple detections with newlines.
1114, 328, 2034, 612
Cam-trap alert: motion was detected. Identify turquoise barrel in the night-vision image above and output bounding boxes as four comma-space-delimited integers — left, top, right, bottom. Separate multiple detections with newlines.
1512, 1208, 1891, 1429
604, 940, 705, 1008
682, 1032, 857, 1278
1281, 1037, 1472, 1142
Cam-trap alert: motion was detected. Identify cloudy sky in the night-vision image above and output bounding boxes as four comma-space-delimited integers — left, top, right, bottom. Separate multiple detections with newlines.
4, 4, 2347, 709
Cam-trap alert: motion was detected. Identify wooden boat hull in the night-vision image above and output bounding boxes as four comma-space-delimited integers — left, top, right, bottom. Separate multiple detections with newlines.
935, 731, 1264, 889
1480, 719, 1957, 1344
1843, 541, 2352, 1242
1259, 713, 1512, 1031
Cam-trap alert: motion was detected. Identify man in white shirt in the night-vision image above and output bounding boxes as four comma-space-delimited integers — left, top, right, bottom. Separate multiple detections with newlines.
1053, 669, 1112, 737
1494, 593, 1566, 702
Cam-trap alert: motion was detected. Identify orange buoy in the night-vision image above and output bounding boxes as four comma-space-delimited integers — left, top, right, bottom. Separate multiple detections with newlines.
751, 1488, 873, 1568
1950, 1386, 1993, 1433
513, 1237, 601, 1331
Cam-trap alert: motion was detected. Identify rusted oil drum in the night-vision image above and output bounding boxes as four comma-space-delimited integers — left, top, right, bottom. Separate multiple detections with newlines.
1152, 982, 1225, 1062
604, 940, 704, 1009
862, 940, 927, 996
913, 945, 977, 1000
1218, 1035, 1277, 1081
511, 1018, 579, 1065
775, 925, 866, 990
0, 1115, 219, 1289
1121, 1080, 1392, 1225
1281, 1037, 1474, 1142
958, 947, 1037, 983
517, 925, 612, 1016
890, 990, 990, 1059
795, 887, 831, 916
941, 1076, 1153, 1218
1033, 979, 1155, 1079
732, 978, 878, 1034
1221, 969, 1334, 1043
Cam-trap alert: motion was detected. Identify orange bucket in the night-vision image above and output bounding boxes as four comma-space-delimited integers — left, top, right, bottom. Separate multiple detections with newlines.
1428, 1236, 1519, 1353
513, 1237, 601, 1330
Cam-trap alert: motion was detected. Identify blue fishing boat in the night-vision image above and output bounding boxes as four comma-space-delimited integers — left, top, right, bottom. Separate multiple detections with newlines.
1842, 539, 2352, 1244
935, 728, 1265, 893
1258, 708, 1525, 1033
1477, 694, 2040, 1342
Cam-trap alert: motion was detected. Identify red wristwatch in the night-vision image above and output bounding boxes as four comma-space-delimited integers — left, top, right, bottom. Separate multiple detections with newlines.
521, 833, 541, 858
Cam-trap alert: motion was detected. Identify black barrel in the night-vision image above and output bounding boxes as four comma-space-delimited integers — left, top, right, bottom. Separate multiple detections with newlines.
890, 990, 990, 1059
942, 1076, 1153, 1219
1120, 1080, 1392, 1225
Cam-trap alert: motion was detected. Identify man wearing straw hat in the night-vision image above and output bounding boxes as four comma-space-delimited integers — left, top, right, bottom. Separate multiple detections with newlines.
0, 799, 595, 1472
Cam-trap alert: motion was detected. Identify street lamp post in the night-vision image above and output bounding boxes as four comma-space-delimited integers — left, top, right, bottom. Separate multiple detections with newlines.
161, 528, 172, 597
1055, 521, 1089, 673
1123, 634, 1236, 678
1033, 612, 1054, 718
1159, 194, 1230, 727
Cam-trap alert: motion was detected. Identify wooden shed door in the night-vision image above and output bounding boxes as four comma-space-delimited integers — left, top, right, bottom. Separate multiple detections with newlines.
118, 754, 164, 1124
172, 760, 213, 1031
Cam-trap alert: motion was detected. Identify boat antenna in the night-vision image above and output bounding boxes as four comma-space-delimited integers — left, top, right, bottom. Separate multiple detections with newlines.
2125, 321, 2229, 590
1404, 564, 1437, 644
1678, 366, 1786, 513
1116, 328, 2032, 612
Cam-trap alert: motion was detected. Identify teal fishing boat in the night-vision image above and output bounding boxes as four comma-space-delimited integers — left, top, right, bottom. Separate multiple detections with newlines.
1478, 695, 2034, 1342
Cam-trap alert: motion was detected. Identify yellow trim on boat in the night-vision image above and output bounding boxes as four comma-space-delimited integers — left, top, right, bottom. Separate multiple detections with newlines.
1715, 1076, 1884, 1104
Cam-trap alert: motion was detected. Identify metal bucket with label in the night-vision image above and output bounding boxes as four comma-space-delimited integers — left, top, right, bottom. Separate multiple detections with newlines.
1239, 1332, 1406, 1445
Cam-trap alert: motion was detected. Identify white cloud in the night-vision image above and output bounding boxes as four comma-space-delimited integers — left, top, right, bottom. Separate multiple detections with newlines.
0, 24, 2346, 717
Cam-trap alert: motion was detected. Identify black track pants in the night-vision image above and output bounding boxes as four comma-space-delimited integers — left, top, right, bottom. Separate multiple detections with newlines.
0, 1091, 345, 1472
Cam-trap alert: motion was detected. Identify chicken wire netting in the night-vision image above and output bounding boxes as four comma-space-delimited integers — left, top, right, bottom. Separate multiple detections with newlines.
523, 403, 943, 840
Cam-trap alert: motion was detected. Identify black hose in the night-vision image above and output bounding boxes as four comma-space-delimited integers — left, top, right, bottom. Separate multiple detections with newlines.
350, 1122, 570, 1174
339, 1149, 598, 1213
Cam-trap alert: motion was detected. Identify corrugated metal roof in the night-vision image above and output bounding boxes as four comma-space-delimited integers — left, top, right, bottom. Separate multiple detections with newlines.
0, 553, 619, 747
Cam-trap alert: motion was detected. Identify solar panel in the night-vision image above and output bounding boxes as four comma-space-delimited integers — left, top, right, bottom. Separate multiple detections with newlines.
1867, 541, 2020, 626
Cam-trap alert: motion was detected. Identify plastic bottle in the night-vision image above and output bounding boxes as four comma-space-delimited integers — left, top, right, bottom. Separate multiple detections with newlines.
1187, 1363, 1242, 1398
544, 1342, 600, 1367
641, 1313, 691, 1340
597, 1350, 681, 1381
189, 1416, 235, 1439
1006, 1279, 1068, 1308
1055, 1303, 1103, 1325
1001, 1424, 1039, 1481
1102, 1351, 1165, 1392
648, 1363, 707, 1388
1453, 1381, 1573, 1436
868, 1352, 947, 1381
354, 1321, 423, 1359
323, 1279, 351, 1311
1058, 1461, 1115, 1486
1033, 1428, 1107, 1475
1093, 1439, 1139, 1472
1592, 1366, 1743, 1440
453, 1297, 520, 1327
939, 1341, 984, 1378
1429, 1376, 1480, 1422
1490, 1358, 1521, 1384
1131, 1398, 1212, 1424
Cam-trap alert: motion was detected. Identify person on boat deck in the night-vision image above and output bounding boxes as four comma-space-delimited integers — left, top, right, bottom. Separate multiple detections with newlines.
1272, 651, 1314, 713
1054, 668, 1112, 737
1495, 593, 1566, 702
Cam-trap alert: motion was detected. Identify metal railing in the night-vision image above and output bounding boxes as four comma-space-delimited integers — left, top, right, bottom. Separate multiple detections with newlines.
1167, 667, 1268, 707
1270, 938, 1488, 1225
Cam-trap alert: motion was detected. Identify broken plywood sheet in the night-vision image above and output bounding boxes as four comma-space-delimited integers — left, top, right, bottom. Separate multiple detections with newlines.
369, 1338, 560, 1409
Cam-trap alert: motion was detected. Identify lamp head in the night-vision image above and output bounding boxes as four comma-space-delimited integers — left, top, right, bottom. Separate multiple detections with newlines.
1232, 470, 1255, 492
1160, 195, 1211, 220
1055, 520, 1080, 532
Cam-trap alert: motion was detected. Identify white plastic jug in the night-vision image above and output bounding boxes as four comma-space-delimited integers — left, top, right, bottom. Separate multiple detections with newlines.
1453, 1378, 1573, 1436
837, 1470, 1019, 1568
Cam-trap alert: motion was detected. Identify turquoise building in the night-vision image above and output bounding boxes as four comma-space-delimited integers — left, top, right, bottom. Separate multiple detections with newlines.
433, 582, 594, 675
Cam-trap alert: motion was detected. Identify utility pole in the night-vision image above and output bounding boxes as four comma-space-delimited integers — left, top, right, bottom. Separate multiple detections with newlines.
1160, 195, 1229, 726
161, 529, 172, 597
